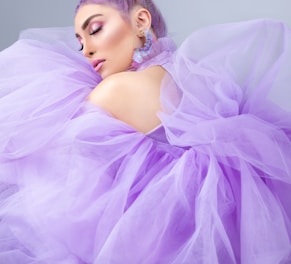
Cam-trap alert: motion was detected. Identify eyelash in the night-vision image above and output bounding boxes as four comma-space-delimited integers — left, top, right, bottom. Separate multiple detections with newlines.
78, 26, 103, 51
79, 45, 84, 52
90, 26, 102, 35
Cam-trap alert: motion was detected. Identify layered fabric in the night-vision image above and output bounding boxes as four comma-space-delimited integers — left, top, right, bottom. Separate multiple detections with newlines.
0, 20, 291, 264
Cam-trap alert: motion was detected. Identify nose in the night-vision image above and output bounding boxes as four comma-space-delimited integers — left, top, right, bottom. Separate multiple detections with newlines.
83, 43, 96, 58
84, 49, 96, 58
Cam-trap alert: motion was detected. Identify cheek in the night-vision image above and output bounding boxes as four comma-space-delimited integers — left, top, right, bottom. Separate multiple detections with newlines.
102, 21, 130, 48
107, 33, 135, 72
103, 24, 134, 56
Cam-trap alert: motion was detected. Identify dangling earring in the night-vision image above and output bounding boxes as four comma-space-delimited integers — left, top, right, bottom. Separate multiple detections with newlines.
131, 29, 156, 69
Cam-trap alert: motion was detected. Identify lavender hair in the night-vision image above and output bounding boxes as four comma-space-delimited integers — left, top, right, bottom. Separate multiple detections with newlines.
75, 0, 167, 38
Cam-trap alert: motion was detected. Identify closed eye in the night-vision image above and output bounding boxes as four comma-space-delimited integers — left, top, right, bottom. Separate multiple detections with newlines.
89, 26, 102, 35
76, 25, 102, 51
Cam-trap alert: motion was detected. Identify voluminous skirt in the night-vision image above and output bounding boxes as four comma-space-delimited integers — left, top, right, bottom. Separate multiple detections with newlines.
0, 20, 291, 263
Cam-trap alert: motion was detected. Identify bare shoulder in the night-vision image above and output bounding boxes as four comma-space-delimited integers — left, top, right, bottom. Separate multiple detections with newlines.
87, 66, 167, 133
89, 66, 166, 97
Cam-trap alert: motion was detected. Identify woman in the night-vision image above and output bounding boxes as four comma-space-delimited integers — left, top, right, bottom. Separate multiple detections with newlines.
0, 0, 291, 263
74, 2, 167, 133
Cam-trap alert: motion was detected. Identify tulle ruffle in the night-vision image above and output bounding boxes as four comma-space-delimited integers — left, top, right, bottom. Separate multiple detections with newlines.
0, 20, 291, 263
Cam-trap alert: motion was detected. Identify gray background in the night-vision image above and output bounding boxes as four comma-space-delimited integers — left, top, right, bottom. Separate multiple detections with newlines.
0, 0, 291, 50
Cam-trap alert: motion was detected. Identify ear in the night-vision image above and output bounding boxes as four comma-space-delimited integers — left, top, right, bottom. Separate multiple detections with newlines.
133, 8, 152, 34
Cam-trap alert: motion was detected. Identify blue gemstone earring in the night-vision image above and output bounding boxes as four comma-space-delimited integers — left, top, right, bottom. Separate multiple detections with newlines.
131, 29, 155, 69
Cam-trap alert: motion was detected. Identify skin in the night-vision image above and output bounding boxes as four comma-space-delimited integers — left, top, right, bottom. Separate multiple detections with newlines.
74, 4, 166, 133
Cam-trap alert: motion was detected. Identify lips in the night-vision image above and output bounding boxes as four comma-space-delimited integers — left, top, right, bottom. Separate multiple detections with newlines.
92, 59, 105, 73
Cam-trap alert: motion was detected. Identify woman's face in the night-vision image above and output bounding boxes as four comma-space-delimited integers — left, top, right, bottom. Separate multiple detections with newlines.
74, 4, 141, 79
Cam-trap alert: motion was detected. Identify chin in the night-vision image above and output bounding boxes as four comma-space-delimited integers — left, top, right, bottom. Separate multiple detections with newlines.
98, 70, 108, 79
100, 72, 110, 79
100, 69, 125, 79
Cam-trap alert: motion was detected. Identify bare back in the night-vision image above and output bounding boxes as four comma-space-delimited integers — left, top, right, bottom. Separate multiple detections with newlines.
87, 66, 167, 133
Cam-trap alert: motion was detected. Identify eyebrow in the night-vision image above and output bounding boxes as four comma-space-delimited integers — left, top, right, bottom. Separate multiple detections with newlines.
82, 14, 103, 30
75, 14, 103, 37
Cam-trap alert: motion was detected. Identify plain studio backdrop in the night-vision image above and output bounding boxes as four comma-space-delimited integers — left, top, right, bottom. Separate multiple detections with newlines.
0, 0, 291, 51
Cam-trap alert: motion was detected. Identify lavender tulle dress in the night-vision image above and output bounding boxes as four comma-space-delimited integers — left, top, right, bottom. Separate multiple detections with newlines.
0, 19, 291, 264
